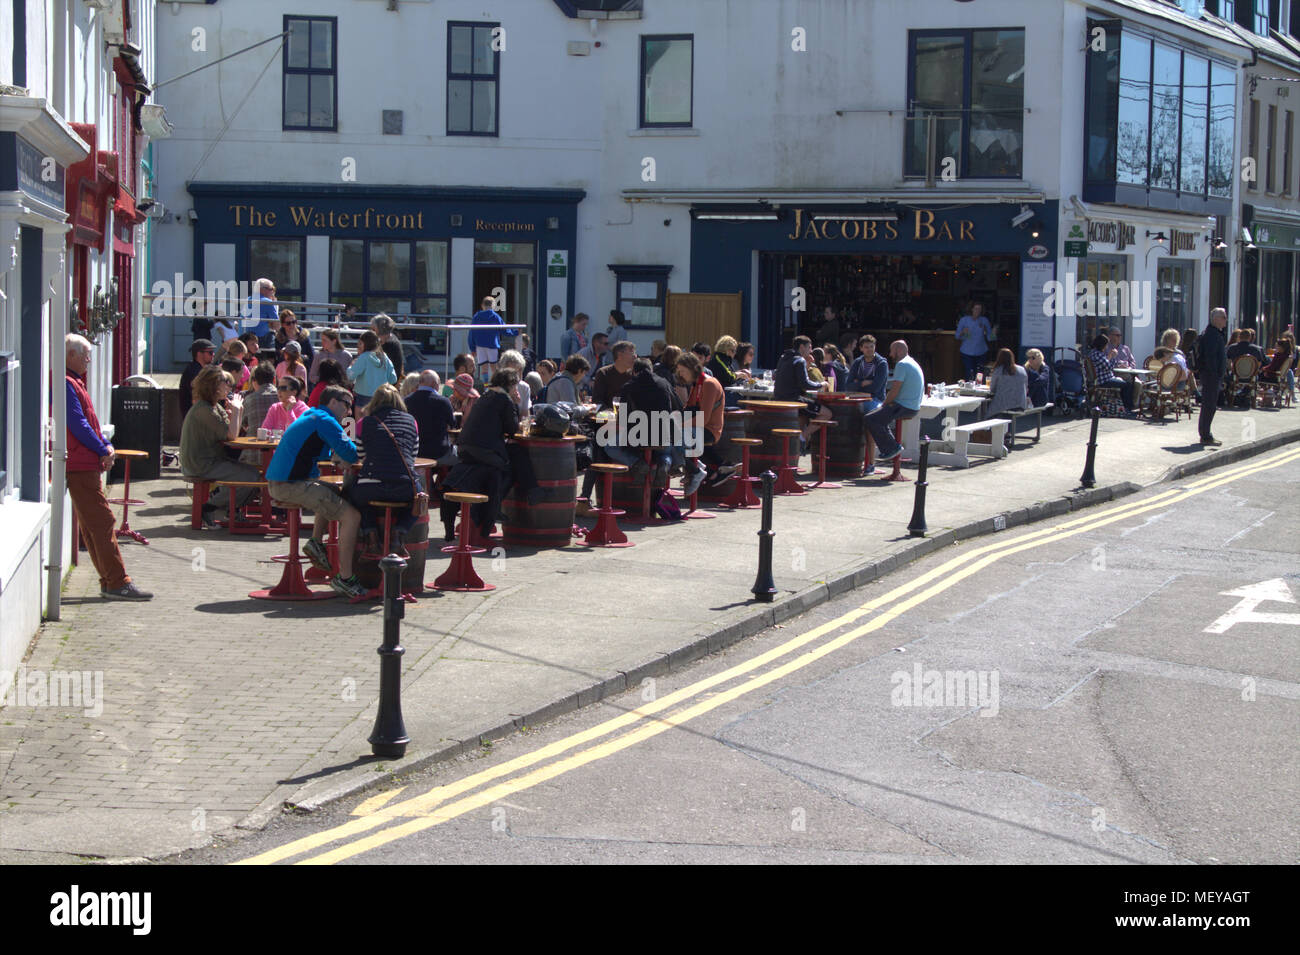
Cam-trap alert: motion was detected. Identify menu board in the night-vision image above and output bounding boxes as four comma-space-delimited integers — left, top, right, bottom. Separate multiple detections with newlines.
1021, 262, 1056, 348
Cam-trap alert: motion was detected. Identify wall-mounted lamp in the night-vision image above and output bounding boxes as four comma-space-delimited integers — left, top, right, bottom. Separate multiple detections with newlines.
1146, 230, 1169, 243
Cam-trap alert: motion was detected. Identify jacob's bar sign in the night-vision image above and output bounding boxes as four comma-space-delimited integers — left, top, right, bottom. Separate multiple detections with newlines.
788, 209, 976, 242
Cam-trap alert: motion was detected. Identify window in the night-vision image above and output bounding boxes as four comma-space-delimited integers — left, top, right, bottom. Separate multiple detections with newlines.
1256, 0, 1270, 33
1267, 104, 1278, 192
447, 22, 500, 136
607, 265, 671, 330
1249, 98, 1260, 192
1205, 1, 1237, 21
640, 35, 693, 127
283, 16, 336, 131
1292, 111, 1298, 195
249, 238, 305, 306
906, 29, 1025, 179
330, 239, 449, 342
1084, 23, 1235, 212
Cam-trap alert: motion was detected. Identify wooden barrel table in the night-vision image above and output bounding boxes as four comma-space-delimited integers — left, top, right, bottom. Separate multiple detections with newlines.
739, 400, 804, 477
354, 511, 430, 593
698, 408, 753, 501
500, 434, 584, 547
604, 451, 670, 516
821, 393, 871, 478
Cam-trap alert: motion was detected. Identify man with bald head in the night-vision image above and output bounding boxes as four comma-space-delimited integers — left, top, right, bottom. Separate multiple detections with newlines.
405, 367, 458, 464
864, 339, 925, 462
1197, 308, 1229, 446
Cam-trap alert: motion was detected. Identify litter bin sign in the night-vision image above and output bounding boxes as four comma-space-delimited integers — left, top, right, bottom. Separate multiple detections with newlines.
110, 381, 163, 482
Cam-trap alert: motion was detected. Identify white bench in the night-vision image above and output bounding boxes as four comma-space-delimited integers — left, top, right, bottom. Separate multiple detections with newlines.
927, 418, 1010, 468
999, 404, 1053, 451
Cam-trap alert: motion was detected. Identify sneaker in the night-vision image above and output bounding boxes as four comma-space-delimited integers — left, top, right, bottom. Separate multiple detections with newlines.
878, 447, 903, 462
102, 582, 153, 601
574, 499, 594, 517
683, 466, 707, 497
330, 574, 367, 599
302, 537, 332, 573
1202, 436, 1223, 447
704, 463, 739, 488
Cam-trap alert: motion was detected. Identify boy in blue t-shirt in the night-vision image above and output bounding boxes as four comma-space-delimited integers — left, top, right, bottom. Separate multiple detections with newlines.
468, 296, 506, 380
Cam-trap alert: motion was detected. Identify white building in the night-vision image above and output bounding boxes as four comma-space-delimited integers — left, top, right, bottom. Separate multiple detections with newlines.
1, 0, 157, 677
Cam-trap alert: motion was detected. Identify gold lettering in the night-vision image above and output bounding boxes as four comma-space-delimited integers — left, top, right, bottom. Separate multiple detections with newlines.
385, 214, 400, 228
862, 221, 877, 240
417, 212, 424, 230
264, 211, 277, 227
313, 211, 326, 228
839, 220, 859, 239
884, 221, 898, 240
936, 220, 953, 241
402, 214, 416, 230
803, 216, 820, 240
914, 209, 936, 241
289, 206, 312, 227
229, 204, 245, 226
960, 220, 974, 240
788, 209, 804, 240
476, 219, 487, 230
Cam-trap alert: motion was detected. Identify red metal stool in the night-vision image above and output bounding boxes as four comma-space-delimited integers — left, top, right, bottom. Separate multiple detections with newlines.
673, 464, 717, 520
720, 438, 763, 508
804, 420, 841, 490
354, 501, 419, 603
249, 505, 336, 601
626, 447, 669, 525
432, 492, 496, 591
582, 463, 633, 547
215, 480, 276, 534
305, 474, 345, 582
771, 429, 806, 496
188, 478, 212, 530
108, 449, 150, 545
886, 417, 912, 483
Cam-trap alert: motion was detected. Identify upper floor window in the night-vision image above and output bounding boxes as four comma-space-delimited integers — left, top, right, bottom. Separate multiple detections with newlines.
283, 16, 337, 131
447, 22, 500, 136
905, 29, 1025, 180
1256, 0, 1270, 33
640, 36, 693, 127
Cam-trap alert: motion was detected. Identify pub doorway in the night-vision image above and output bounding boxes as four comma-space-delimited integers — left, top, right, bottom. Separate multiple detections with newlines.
472, 241, 535, 349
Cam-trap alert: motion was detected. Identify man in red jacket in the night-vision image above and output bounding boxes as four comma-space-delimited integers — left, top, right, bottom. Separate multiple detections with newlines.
64, 334, 152, 600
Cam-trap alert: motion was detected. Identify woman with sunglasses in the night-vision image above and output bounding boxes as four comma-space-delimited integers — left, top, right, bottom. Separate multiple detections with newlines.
261, 376, 309, 433
273, 308, 314, 369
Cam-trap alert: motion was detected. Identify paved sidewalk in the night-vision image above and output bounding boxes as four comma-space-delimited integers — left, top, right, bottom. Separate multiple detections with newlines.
1, 401, 1297, 862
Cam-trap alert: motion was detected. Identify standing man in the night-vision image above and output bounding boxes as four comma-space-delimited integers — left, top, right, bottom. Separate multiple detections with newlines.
469, 295, 506, 380
178, 338, 215, 419
64, 335, 153, 600
1198, 307, 1229, 447
817, 306, 841, 347
956, 302, 993, 380
864, 340, 925, 463
245, 277, 278, 338
265, 386, 366, 598
560, 313, 590, 359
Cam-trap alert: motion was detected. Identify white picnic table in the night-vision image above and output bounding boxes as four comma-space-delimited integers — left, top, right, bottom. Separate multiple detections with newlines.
902, 394, 986, 459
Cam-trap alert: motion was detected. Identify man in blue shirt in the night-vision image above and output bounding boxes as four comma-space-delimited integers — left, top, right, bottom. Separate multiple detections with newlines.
846, 334, 890, 412
956, 302, 993, 380
242, 277, 278, 339
469, 296, 506, 381
265, 386, 365, 598
865, 340, 925, 462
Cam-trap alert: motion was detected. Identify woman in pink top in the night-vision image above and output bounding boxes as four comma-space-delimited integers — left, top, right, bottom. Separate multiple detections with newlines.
275, 339, 308, 391
261, 376, 309, 432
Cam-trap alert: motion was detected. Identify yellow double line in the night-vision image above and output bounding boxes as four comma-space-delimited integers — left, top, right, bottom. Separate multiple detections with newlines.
235, 446, 1300, 865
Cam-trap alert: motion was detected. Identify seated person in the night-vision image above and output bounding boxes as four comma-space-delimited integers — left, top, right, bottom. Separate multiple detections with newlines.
1105, 327, 1136, 368
542, 354, 586, 405
864, 340, 924, 462
442, 353, 476, 397
265, 385, 365, 599
308, 359, 349, 407
591, 341, 638, 409
846, 334, 889, 411
1227, 327, 1267, 365
349, 385, 422, 558
605, 358, 679, 485
1086, 334, 1136, 410
675, 352, 733, 493
405, 369, 457, 467
987, 348, 1028, 417
179, 366, 260, 524
1260, 336, 1294, 382
275, 340, 309, 391
1159, 328, 1194, 391
440, 369, 521, 540
774, 335, 831, 449
498, 349, 532, 416
241, 363, 279, 440
707, 336, 741, 387
1024, 348, 1050, 407
450, 373, 480, 417
262, 376, 309, 432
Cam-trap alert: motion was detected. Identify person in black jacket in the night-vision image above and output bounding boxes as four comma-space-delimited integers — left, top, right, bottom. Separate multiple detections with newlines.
405, 369, 457, 466
350, 385, 421, 557
775, 335, 831, 446
440, 369, 520, 540
1197, 308, 1229, 446
606, 358, 681, 483
178, 339, 216, 419
372, 312, 405, 380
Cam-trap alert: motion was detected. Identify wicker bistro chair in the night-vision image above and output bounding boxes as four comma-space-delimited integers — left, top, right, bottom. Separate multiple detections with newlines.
1229, 354, 1261, 409
1141, 363, 1187, 421
1258, 355, 1294, 409
1083, 356, 1126, 415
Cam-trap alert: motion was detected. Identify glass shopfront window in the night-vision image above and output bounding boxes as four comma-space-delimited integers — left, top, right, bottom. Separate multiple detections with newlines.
249, 238, 305, 304
1259, 249, 1293, 349
1209, 62, 1236, 197
1117, 34, 1149, 185
330, 238, 448, 318
1156, 258, 1195, 336
1076, 256, 1129, 348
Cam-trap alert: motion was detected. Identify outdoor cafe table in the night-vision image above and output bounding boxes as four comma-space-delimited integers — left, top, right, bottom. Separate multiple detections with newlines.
904, 394, 985, 460
500, 433, 586, 547
224, 436, 281, 531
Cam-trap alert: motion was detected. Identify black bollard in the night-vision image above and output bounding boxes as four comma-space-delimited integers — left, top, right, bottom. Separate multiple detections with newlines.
1079, 407, 1100, 489
907, 438, 930, 537
751, 470, 777, 603
368, 554, 410, 758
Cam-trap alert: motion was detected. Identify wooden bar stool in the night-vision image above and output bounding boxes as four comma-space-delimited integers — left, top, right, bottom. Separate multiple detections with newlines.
250, 505, 336, 601
432, 492, 496, 592
109, 449, 150, 545
804, 421, 841, 490
583, 463, 633, 547
886, 418, 911, 483
771, 429, 806, 496
720, 438, 762, 508
354, 501, 419, 603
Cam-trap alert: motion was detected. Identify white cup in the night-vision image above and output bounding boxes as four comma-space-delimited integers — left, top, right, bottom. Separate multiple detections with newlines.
257, 428, 268, 440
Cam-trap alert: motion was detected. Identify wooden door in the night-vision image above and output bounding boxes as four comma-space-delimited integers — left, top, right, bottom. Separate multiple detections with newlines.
666, 292, 742, 349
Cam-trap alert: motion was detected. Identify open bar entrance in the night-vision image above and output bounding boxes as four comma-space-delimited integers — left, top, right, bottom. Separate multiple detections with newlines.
765, 251, 1021, 383
473, 241, 536, 350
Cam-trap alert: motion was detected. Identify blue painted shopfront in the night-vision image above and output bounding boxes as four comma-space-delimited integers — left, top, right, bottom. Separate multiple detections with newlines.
188, 182, 584, 357
689, 202, 1059, 370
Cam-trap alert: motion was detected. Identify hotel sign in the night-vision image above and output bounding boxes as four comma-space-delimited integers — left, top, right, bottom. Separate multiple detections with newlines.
1087, 219, 1136, 250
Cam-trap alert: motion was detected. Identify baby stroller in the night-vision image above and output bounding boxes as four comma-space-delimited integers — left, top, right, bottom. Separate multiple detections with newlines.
1051, 347, 1087, 417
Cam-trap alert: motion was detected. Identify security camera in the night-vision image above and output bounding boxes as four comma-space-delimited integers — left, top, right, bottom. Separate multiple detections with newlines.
187, 209, 199, 223
1241, 227, 1253, 244
137, 198, 155, 214
1011, 205, 1035, 228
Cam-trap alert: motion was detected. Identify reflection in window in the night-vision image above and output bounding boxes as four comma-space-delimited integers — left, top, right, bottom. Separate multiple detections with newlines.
1117, 35, 1150, 185
369, 241, 411, 292
250, 239, 303, 300
641, 36, 693, 127
1150, 44, 1181, 191
447, 22, 500, 135
1209, 62, 1235, 197
1181, 55, 1208, 194
969, 31, 1025, 178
